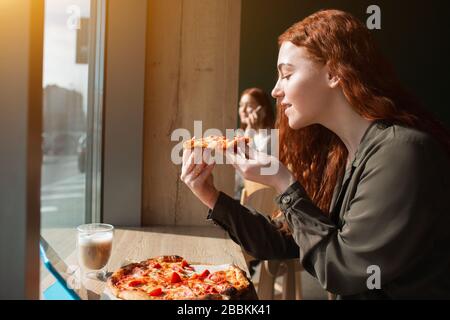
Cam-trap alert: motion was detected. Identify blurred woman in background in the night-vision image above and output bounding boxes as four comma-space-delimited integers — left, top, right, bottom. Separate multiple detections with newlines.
235, 88, 275, 200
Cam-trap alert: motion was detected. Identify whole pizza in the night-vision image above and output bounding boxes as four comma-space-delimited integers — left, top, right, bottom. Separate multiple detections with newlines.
107, 255, 255, 300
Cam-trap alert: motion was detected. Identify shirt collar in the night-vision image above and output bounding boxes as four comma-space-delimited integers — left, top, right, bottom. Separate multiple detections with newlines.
352, 120, 390, 167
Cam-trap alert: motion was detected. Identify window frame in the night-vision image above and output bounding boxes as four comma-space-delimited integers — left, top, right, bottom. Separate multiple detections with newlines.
101, 0, 147, 226
85, 0, 107, 224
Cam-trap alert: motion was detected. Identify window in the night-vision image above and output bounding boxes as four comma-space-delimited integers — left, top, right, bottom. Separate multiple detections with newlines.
41, 0, 105, 253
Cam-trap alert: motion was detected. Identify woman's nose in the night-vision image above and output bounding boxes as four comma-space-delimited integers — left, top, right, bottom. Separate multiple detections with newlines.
271, 81, 283, 99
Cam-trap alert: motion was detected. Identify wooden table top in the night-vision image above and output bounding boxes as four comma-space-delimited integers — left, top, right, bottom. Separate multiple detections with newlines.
40, 226, 249, 300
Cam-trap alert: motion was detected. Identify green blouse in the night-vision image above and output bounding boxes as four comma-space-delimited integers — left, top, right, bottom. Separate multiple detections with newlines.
208, 121, 450, 299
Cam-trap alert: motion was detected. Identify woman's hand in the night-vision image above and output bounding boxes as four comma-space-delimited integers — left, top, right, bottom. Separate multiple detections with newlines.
180, 148, 220, 209
226, 145, 296, 194
246, 106, 262, 129
239, 105, 248, 125
239, 105, 262, 129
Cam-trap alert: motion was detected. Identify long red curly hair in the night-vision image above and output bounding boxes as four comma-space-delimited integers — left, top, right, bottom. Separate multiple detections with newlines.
275, 9, 450, 218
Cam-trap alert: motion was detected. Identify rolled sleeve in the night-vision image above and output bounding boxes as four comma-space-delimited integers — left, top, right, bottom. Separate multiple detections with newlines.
207, 191, 299, 260
275, 181, 337, 269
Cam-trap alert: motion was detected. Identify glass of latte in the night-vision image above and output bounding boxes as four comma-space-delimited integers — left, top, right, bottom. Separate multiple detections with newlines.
77, 223, 114, 281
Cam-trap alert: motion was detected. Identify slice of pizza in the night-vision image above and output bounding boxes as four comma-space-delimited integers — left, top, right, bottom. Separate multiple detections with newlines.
182, 135, 251, 152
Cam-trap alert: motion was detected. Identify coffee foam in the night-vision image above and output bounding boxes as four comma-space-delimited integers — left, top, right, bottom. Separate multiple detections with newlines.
78, 232, 113, 245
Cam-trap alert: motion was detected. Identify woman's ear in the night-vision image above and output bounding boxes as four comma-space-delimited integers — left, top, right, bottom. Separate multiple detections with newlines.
324, 64, 340, 88
327, 72, 340, 88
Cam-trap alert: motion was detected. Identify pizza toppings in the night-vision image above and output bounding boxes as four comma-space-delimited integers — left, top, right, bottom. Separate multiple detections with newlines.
131, 266, 146, 277
181, 260, 194, 271
181, 260, 189, 268
208, 272, 225, 283
128, 279, 145, 287
190, 273, 199, 280
107, 256, 252, 300
199, 269, 210, 279
171, 265, 184, 273
170, 272, 182, 284
205, 285, 219, 294
148, 288, 163, 297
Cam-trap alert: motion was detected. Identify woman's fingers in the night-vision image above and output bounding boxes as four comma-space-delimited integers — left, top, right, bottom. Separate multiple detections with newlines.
237, 143, 256, 160
225, 148, 240, 165
182, 148, 214, 183
239, 144, 272, 166
183, 143, 268, 183
249, 107, 260, 122
224, 150, 241, 170
225, 148, 252, 177
249, 113, 256, 124
196, 162, 216, 184
181, 151, 195, 180
203, 148, 213, 165
182, 148, 191, 163
183, 163, 205, 184
191, 163, 207, 179
185, 160, 217, 186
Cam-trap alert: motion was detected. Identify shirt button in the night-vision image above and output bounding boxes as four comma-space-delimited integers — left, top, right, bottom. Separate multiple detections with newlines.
281, 195, 292, 205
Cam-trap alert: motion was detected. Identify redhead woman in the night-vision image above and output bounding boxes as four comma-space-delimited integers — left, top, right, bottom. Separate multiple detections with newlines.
181, 10, 450, 299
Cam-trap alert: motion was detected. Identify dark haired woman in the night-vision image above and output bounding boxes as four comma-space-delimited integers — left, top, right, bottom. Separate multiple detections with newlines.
181, 10, 450, 299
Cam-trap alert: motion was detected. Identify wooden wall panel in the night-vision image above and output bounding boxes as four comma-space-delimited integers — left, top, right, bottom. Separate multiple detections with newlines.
143, 0, 241, 226
143, 0, 183, 226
